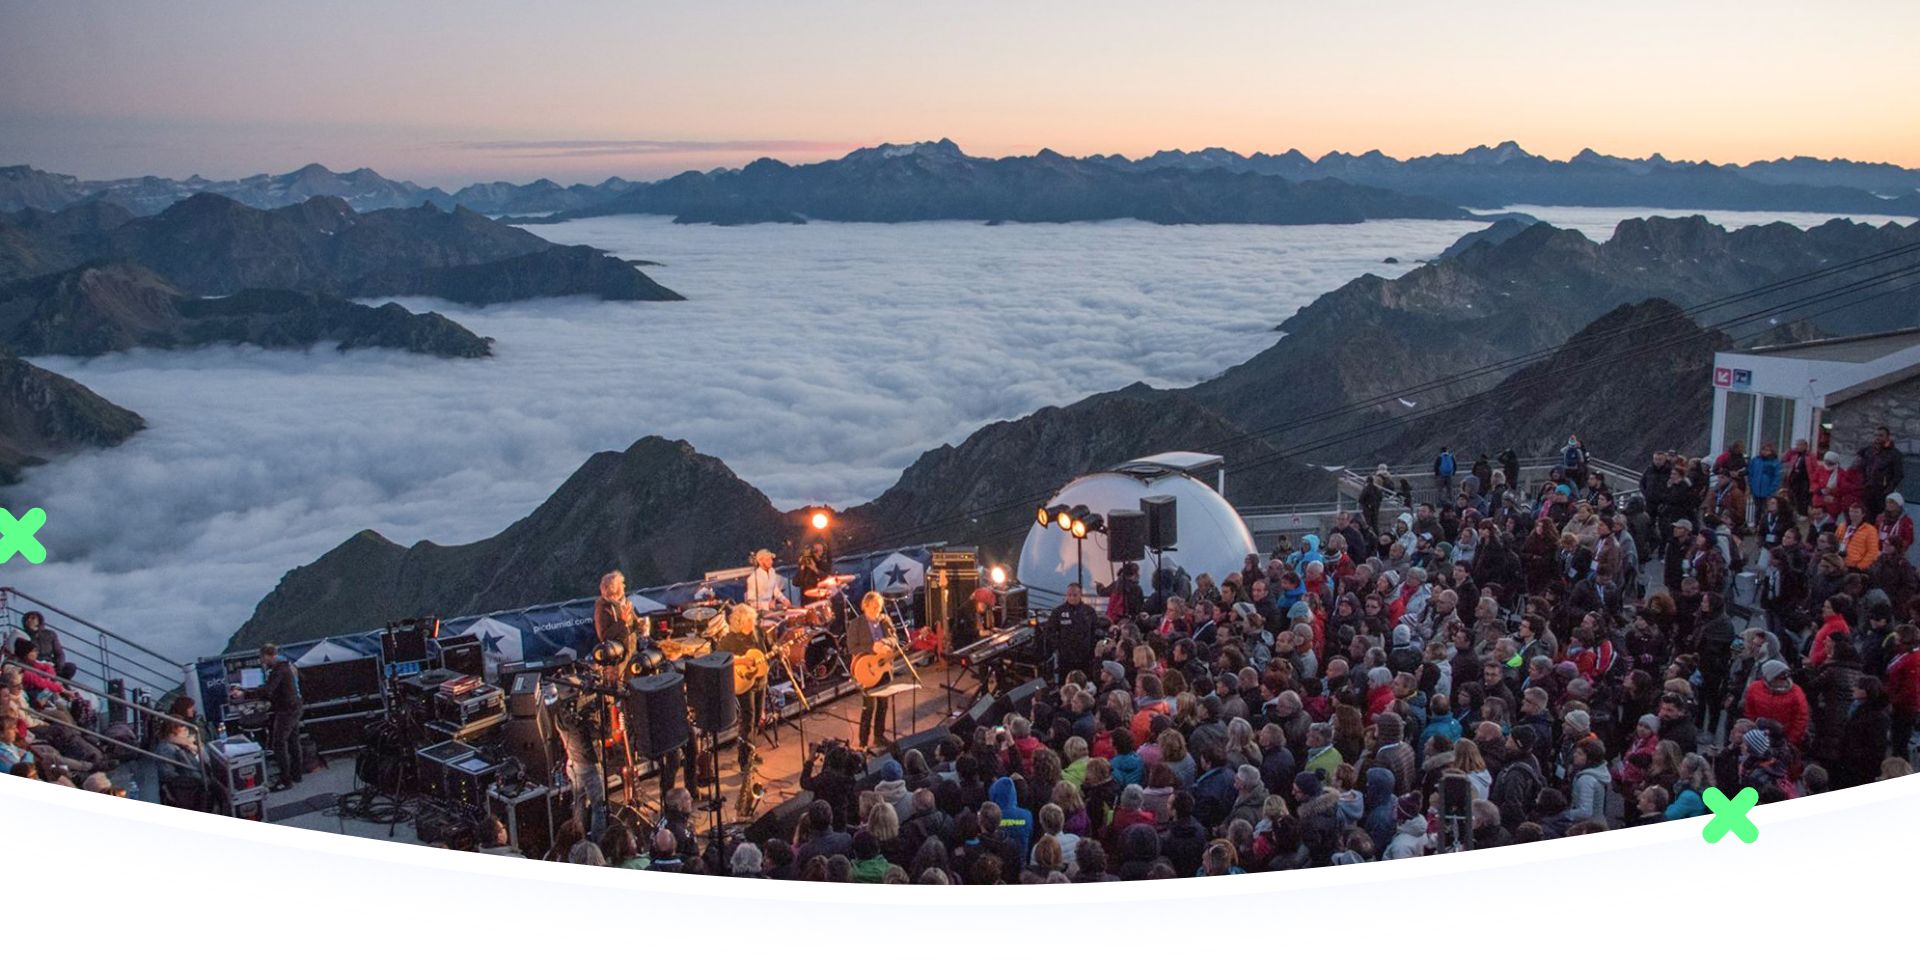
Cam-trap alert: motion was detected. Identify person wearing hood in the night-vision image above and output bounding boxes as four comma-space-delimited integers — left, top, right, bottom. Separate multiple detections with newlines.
1394, 512, 1418, 556
1290, 533, 1325, 572
1742, 660, 1810, 748
1360, 766, 1399, 854
1384, 792, 1434, 859
1566, 738, 1614, 822
1878, 492, 1914, 556
871, 759, 913, 824
988, 776, 1033, 858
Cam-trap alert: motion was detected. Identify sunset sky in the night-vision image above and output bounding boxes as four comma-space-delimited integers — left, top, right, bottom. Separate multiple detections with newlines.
4, 0, 1917, 186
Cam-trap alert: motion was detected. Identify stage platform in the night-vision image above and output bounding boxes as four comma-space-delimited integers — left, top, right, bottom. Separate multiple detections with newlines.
262, 653, 991, 849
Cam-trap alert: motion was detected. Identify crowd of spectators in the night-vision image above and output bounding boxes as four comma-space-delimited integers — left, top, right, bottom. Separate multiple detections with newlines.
524, 433, 1918, 881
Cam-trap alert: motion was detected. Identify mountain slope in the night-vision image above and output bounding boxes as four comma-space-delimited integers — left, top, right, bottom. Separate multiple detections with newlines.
0, 352, 145, 484
229, 437, 789, 646
0, 194, 683, 304
1380, 298, 1729, 467
840, 383, 1321, 561
1184, 216, 1920, 465
0, 262, 494, 357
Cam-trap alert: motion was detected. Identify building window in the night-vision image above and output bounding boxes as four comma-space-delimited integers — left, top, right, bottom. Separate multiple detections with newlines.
1758, 395, 1796, 453
1723, 391, 1756, 454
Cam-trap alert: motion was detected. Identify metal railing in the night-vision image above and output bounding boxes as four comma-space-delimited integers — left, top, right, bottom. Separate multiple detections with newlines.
2, 653, 210, 801
1335, 455, 1644, 511
0, 587, 189, 701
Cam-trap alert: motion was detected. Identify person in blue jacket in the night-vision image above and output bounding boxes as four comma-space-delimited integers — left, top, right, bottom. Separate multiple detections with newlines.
1748, 441, 1783, 503
988, 776, 1033, 858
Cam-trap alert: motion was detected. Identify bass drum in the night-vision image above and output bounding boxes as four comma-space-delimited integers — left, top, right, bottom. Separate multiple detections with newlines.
802, 629, 841, 682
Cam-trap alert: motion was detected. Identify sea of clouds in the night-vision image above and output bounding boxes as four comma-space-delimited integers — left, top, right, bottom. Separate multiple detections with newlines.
14, 209, 1909, 660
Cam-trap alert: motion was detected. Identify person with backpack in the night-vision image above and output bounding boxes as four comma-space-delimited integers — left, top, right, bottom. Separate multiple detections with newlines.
1491, 725, 1547, 830
1565, 737, 1614, 823
1433, 447, 1457, 503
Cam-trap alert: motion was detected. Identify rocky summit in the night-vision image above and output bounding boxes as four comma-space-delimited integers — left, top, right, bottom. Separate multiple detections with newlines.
0, 351, 144, 485
229, 437, 790, 647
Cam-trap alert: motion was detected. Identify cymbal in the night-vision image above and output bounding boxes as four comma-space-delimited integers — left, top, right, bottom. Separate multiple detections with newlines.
814, 575, 850, 587
803, 587, 836, 599
681, 606, 720, 622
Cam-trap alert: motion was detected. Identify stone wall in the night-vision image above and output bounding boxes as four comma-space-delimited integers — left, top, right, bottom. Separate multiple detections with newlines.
1830, 372, 1920, 465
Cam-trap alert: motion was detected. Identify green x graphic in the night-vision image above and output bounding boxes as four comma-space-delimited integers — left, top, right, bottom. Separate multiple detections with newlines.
0, 507, 47, 564
1702, 786, 1760, 844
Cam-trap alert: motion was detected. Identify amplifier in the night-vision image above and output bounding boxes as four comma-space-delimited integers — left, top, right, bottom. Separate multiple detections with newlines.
416, 740, 476, 800
445, 751, 510, 809
932, 547, 979, 569
435, 683, 505, 726
488, 782, 562, 858
439, 673, 483, 697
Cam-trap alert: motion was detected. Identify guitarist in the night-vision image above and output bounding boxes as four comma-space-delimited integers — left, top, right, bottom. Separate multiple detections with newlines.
716, 604, 769, 770
846, 591, 900, 753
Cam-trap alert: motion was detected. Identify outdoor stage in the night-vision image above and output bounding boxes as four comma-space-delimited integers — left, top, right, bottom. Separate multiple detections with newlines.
261, 651, 986, 847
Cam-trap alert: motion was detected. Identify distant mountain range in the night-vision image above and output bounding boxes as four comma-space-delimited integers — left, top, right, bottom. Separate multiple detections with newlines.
9, 140, 1918, 224
0, 192, 684, 483
234, 213, 1920, 644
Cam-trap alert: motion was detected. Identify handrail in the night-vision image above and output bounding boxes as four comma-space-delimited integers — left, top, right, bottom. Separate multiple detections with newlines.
2, 654, 206, 748
0, 587, 187, 699
0, 586, 188, 674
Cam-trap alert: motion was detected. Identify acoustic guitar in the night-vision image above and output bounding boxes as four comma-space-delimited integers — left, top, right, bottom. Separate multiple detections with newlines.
851, 637, 899, 690
733, 647, 770, 695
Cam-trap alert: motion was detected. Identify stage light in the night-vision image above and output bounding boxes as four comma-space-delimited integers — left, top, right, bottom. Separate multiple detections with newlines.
1055, 506, 1074, 530
989, 565, 1008, 586
1070, 518, 1087, 539
809, 509, 832, 531
591, 641, 625, 667
1036, 505, 1051, 527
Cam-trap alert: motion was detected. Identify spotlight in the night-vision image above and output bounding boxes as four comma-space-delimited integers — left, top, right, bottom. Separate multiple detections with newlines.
989, 565, 1008, 586
1036, 505, 1052, 527
1053, 505, 1074, 530
591, 641, 626, 667
809, 508, 832, 531
1070, 517, 1088, 539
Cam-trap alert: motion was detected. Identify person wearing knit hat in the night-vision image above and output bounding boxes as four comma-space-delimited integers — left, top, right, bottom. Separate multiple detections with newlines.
1293, 770, 1323, 800
1760, 659, 1790, 682
1743, 728, 1772, 757
1100, 660, 1127, 687
1563, 708, 1591, 734
1637, 713, 1660, 733
1394, 792, 1424, 822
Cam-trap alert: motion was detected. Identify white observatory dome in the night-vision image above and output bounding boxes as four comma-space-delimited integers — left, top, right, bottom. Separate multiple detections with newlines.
1016, 453, 1256, 602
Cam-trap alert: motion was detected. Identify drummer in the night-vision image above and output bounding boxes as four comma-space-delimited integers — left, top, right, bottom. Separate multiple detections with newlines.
795, 541, 833, 594
745, 549, 791, 613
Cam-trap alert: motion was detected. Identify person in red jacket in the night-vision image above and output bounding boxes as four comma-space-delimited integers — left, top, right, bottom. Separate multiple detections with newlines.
1807, 593, 1853, 668
1743, 659, 1810, 748
1886, 624, 1920, 761
1879, 493, 1915, 556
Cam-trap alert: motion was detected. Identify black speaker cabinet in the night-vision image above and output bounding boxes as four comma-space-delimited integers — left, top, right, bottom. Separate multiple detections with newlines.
1106, 509, 1147, 562
623, 671, 690, 758
743, 790, 815, 846
501, 714, 556, 783
889, 724, 951, 763
1142, 495, 1179, 550
683, 652, 737, 733
1005, 677, 1048, 719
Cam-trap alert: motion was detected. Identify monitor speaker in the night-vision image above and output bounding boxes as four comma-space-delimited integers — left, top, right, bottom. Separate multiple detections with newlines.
1005, 677, 1048, 719
623, 671, 690, 758
743, 790, 815, 845
1106, 510, 1147, 562
1142, 496, 1178, 550
960, 692, 1010, 731
889, 724, 951, 763
997, 586, 1029, 625
683, 653, 737, 733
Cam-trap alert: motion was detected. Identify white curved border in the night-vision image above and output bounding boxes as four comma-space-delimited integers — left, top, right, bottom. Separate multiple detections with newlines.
7, 773, 1917, 959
